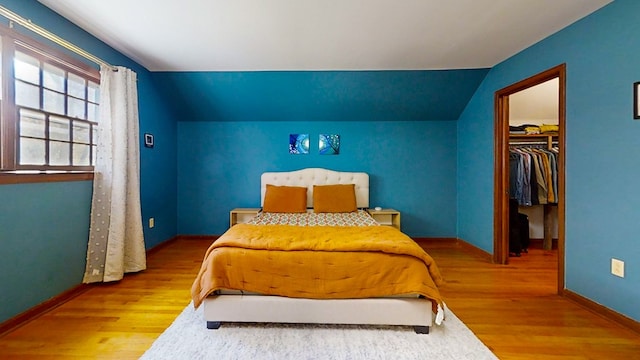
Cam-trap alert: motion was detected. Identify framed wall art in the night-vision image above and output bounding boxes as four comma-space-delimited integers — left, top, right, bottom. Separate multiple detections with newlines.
289, 133, 309, 154
319, 134, 340, 155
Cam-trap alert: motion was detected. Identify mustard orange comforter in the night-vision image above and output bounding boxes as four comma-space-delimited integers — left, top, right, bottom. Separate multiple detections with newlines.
191, 224, 445, 311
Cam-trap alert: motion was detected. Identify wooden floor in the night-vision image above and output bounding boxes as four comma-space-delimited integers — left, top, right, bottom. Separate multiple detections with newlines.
1, 238, 639, 359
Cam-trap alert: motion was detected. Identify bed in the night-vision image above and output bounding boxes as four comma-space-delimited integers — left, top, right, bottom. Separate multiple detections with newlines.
191, 168, 445, 334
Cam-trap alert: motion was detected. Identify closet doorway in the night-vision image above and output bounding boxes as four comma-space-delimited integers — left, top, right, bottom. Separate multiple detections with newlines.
493, 64, 566, 294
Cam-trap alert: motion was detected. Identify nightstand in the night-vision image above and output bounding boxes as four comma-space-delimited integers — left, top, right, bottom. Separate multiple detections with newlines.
229, 208, 260, 227
366, 208, 401, 230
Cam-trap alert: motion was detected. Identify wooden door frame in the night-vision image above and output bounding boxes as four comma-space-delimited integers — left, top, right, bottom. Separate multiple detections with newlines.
493, 64, 566, 294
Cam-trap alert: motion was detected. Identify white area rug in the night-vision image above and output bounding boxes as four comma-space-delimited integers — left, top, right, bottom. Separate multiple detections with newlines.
140, 303, 497, 360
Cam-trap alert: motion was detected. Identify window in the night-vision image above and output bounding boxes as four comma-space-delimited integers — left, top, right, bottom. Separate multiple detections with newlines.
0, 24, 100, 177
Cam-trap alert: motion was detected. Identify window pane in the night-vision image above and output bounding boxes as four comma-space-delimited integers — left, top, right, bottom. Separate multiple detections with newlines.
68, 97, 85, 119
43, 63, 65, 92
88, 81, 99, 103
15, 81, 40, 108
50, 141, 70, 166
87, 103, 98, 121
20, 137, 45, 165
73, 144, 90, 166
44, 89, 65, 114
68, 73, 85, 99
73, 120, 90, 143
19, 109, 45, 138
92, 144, 96, 165
14, 52, 40, 84
50, 116, 70, 141
7, 38, 100, 170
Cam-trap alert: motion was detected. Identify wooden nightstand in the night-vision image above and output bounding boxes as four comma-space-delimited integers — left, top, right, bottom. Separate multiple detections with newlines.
366, 208, 401, 230
229, 208, 260, 227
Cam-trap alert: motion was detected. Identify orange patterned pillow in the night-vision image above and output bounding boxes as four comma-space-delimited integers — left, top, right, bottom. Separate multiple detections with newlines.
313, 184, 357, 213
262, 185, 308, 213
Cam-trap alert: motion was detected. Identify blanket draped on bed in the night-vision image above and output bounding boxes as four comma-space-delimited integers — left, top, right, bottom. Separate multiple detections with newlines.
191, 224, 445, 313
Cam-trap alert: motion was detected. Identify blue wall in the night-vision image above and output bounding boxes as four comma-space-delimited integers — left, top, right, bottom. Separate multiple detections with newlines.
153, 70, 488, 122
178, 120, 457, 237
458, 0, 640, 321
0, 0, 178, 323
0, 181, 91, 322
172, 70, 483, 238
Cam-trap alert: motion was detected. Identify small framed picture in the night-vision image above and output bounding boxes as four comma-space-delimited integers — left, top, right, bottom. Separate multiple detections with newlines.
319, 134, 340, 155
144, 133, 154, 148
289, 133, 309, 154
634, 82, 640, 119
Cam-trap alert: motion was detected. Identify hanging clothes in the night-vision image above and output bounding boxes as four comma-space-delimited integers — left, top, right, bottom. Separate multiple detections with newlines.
509, 145, 558, 206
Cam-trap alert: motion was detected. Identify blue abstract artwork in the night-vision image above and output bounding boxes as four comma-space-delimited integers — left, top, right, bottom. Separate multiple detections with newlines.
289, 133, 309, 154
319, 134, 340, 155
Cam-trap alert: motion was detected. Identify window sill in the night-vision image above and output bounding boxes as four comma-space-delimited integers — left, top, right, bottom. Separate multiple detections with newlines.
0, 171, 94, 184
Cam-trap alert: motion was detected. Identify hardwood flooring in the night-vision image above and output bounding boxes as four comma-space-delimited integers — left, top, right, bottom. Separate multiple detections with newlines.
422, 240, 640, 360
0, 238, 639, 359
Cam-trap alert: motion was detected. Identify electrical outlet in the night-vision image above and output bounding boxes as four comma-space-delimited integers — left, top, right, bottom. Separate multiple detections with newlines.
611, 258, 624, 278
149, 217, 155, 229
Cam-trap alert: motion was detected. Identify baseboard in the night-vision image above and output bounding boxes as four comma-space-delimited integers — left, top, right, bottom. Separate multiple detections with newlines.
413, 237, 494, 263
146, 235, 179, 256
0, 235, 181, 338
563, 289, 640, 335
456, 238, 494, 262
0, 283, 92, 337
412, 237, 458, 245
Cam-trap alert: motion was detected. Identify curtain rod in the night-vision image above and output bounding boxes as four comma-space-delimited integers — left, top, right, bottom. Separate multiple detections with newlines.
0, 5, 117, 71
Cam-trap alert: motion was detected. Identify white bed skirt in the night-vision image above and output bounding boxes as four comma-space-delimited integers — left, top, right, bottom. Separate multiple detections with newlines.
202, 294, 433, 333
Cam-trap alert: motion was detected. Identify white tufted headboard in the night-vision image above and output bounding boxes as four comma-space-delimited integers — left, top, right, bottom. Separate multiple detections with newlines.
261, 168, 369, 209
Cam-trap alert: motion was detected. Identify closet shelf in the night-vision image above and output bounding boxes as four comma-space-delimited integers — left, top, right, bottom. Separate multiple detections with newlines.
509, 133, 558, 150
509, 132, 558, 139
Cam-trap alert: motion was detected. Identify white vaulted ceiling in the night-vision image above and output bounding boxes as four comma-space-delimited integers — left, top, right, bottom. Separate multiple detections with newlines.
38, 0, 611, 72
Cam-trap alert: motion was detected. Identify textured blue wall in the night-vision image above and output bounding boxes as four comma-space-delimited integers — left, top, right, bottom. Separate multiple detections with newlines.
171, 69, 483, 238
457, 0, 640, 321
140, 74, 178, 249
178, 120, 457, 237
0, 0, 178, 323
0, 181, 92, 323
153, 70, 489, 122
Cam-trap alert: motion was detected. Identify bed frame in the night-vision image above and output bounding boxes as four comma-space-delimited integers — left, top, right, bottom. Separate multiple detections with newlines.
202, 168, 434, 334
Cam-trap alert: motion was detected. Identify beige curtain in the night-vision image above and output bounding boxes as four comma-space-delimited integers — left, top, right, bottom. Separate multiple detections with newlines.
83, 66, 146, 283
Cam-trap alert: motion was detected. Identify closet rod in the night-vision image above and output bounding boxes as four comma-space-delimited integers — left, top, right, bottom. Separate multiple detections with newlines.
0, 5, 117, 72
509, 141, 553, 146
